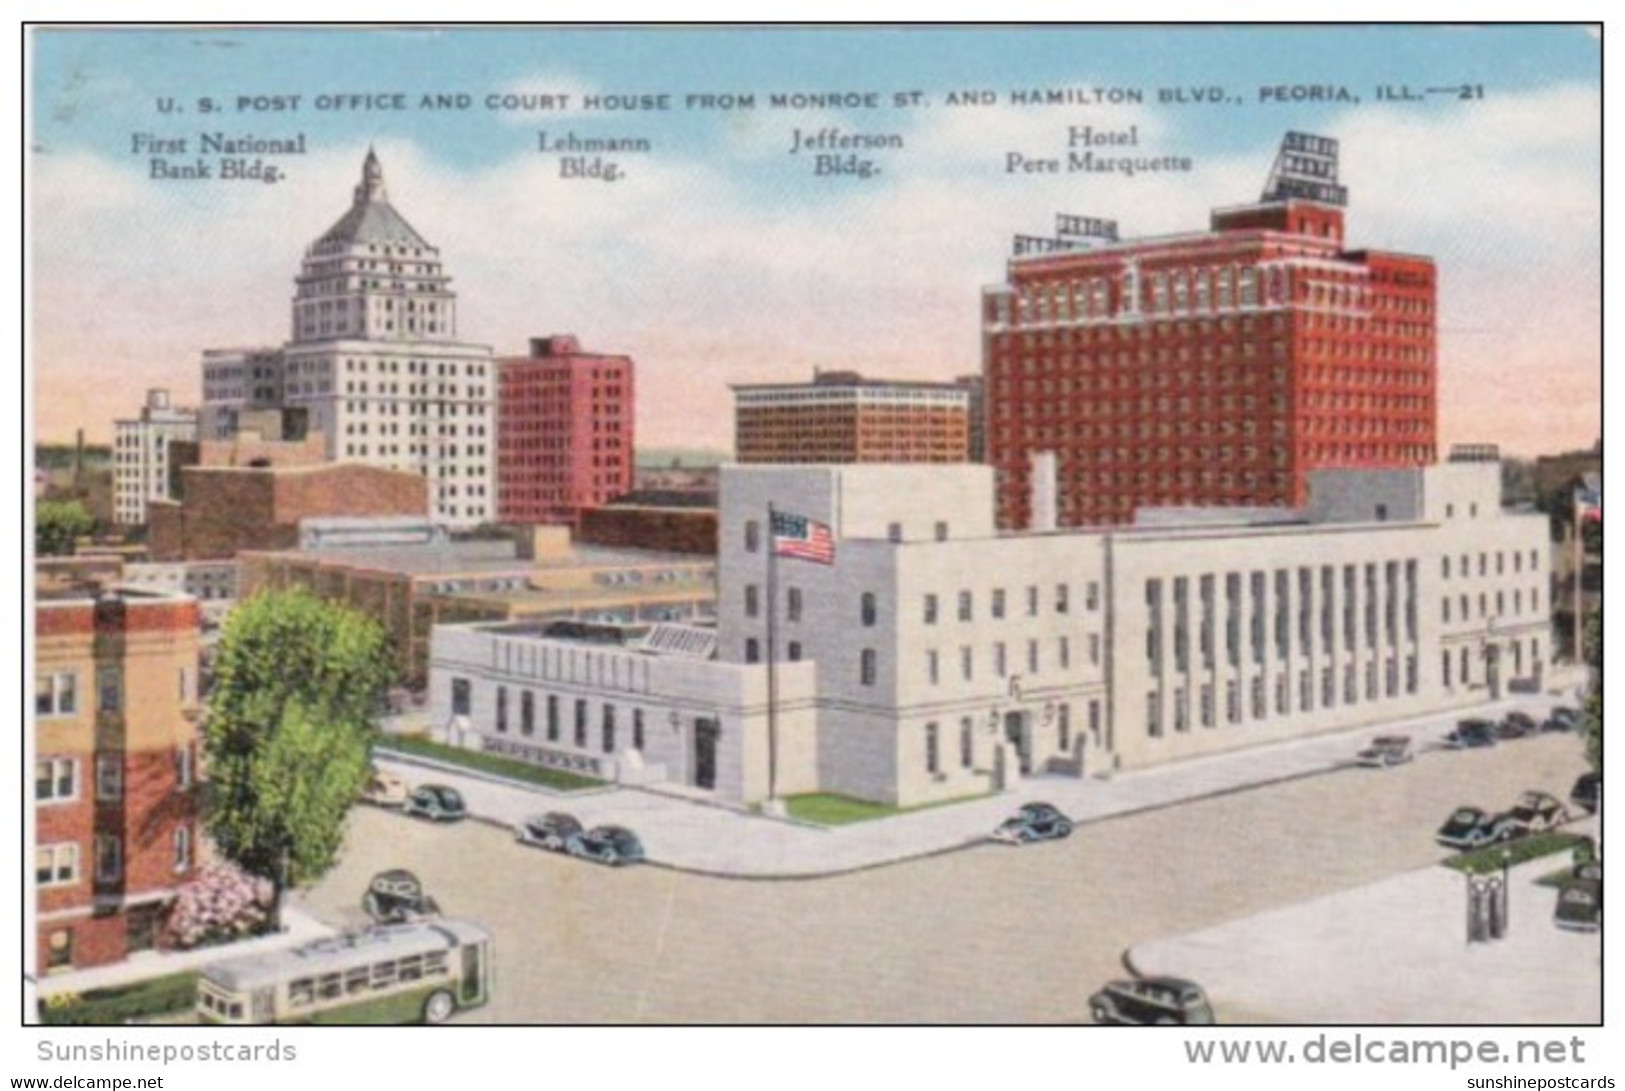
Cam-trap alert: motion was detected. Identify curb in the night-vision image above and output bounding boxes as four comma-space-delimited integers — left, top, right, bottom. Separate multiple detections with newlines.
641, 836, 995, 882
373, 746, 618, 799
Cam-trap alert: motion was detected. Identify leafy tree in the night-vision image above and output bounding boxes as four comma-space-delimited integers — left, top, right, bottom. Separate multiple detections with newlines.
203, 589, 395, 928
34, 499, 94, 556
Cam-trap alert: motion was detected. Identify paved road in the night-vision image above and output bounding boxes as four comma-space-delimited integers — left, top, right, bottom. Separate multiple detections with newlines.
293, 730, 1593, 1023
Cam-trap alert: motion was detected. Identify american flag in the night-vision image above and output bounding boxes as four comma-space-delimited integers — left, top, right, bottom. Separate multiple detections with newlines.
771, 510, 835, 565
1576, 483, 1602, 524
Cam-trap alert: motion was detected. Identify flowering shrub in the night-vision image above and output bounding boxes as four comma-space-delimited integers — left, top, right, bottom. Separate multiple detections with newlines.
162, 862, 276, 950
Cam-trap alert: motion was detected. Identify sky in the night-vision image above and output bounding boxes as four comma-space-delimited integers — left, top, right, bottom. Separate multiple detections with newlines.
28, 25, 1601, 456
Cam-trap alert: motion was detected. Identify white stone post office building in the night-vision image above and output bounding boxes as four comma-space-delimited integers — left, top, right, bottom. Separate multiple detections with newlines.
430, 459, 1549, 807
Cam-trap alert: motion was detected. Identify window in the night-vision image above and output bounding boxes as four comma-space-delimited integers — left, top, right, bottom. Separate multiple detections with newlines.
173, 827, 192, 873
547, 695, 560, 741
37, 844, 78, 886
495, 686, 509, 733
35, 758, 76, 803
861, 592, 877, 627
960, 646, 973, 681
744, 519, 760, 552
95, 835, 121, 883
994, 642, 1007, 677
1086, 582, 1100, 611
175, 746, 193, 791
745, 638, 761, 664
1026, 586, 1040, 616
927, 650, 940, 685
745, 584, 760, 618
958, 591, 973, 622
925, 722, 940, 775
97, 666, 122, 713
1147, 692, 1163, 737
602, 705, 616, 753
991, 589, 1006, 619
935, 521, 949, 542
1059, 636, 1071, 670
95, 753, 122, 801
787, 587, 803, 622
574, 700, 588, 747
787, 642, 802, 662
860, 649, 877, 686
923, 594, 939, 625
1027, 640, 1039, 674
633, 709, 645, 751
888, 522, 903, 543
36, 672, 77, 717
1056, 584, 1070, 614
451, 678, 471, 716
521, 691, 535, 736
960, 718, 975, 768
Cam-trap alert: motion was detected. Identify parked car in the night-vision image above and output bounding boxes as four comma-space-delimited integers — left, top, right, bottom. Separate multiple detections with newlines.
1356, 735, 1414, 768
1541, 706, 1582, 733
991, 802, 1074, 844
514, 812, 583, 852
1571, 772, 1600, 815
1435, 806, 1521, 850
566, 825, 645, 866
401, 784, 467, 823
1444, 719, 1498, 749
362, 869, 441, 924
1496, 711, 1537, 740
1554, 878, 1601, 932
1089, 976, 1216, 1025
1501, 790, 1570, 835
358, 768, 410, 808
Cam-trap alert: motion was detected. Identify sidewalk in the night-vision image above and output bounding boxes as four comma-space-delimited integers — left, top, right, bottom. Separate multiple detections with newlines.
378, 680, 1587, 879
1129, 819, 1601, 1024
34, 905, 334, 999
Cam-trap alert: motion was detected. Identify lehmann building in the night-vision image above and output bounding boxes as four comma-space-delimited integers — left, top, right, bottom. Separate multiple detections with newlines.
430, 458, 1549, 806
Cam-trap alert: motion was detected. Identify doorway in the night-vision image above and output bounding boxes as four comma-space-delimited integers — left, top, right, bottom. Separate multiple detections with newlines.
693, 718, 720, 791
1003, 711, 1031, 774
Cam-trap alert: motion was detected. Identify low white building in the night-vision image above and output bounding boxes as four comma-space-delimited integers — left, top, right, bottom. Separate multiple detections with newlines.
429, 460, 1549, 807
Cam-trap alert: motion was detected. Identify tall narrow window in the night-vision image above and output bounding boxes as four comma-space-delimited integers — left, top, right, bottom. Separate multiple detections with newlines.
861, 592, 877, 627
925, 723, 940, 775
860, 649, 878, 686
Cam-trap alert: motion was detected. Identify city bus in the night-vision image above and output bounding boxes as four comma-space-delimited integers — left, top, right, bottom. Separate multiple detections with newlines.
197, 918, 491, 1025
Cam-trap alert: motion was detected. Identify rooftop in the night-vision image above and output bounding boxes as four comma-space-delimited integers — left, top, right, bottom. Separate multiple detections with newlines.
251, 538, 708, 578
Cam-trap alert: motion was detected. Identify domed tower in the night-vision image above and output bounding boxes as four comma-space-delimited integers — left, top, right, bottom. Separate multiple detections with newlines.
290, 149, 458, 344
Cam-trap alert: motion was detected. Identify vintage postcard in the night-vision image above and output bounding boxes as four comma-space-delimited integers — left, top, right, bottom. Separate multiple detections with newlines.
24, 20, 1604, 1065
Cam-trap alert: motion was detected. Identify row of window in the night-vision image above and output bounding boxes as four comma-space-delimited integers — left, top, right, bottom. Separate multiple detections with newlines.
37, 828, 192, 887
923, 634, 1101, 684
35, 749, 194, 804
1148, 655, 1421, 736
452, 679, 648, 755
1442, 549, 1541, 578
1442, 587, 1540, 623
36, 666, 195, 718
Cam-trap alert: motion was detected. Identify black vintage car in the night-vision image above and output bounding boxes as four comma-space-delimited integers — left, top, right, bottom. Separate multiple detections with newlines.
1496, 711, 1538, 740
514, 812, 583, 852
1090, 976, 1216, 1025
362, 869, 441, 924
1554, 879, 1601, 932
991, 802, 1075, 844
1571, 772, 1600, 815
566, 825, 646, 866
1501, 790, 1570, 836
1435, 806, 1520, 851
402, 784, 467, 823
1541, 706, 1583, 733
1444, 719, 1498, 749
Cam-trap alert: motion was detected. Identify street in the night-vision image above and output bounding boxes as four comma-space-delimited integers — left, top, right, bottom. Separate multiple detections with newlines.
291, 730, 1594, 1023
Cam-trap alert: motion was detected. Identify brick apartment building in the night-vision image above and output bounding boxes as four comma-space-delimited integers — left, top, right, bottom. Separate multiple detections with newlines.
732, 370, 971, 464
985, 132, 1437, 528
34, 586, 202, 972
497, 335, 635, 529
148, 461, 428, 562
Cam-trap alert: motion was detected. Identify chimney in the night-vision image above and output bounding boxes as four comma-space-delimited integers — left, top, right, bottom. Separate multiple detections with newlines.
1030, 451, 1057, 532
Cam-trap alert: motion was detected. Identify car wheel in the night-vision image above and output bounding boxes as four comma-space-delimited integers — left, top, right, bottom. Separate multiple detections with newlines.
602, 849, 619, 866
422, 989, 456, 1024
1055, 821, 1073, 838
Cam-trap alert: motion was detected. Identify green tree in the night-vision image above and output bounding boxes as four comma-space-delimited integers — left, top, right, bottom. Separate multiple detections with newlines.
34, 499, 94, 556
203, 589, 396, 929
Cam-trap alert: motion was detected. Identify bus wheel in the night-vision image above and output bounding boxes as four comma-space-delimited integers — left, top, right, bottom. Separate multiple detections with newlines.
423, 989, 456, 1024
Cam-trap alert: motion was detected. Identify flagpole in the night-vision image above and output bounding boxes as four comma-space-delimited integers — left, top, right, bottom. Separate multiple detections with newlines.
766, 502, 779, 803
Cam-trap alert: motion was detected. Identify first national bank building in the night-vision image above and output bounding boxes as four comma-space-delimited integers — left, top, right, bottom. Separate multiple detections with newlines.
431, 458, 1549, 808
